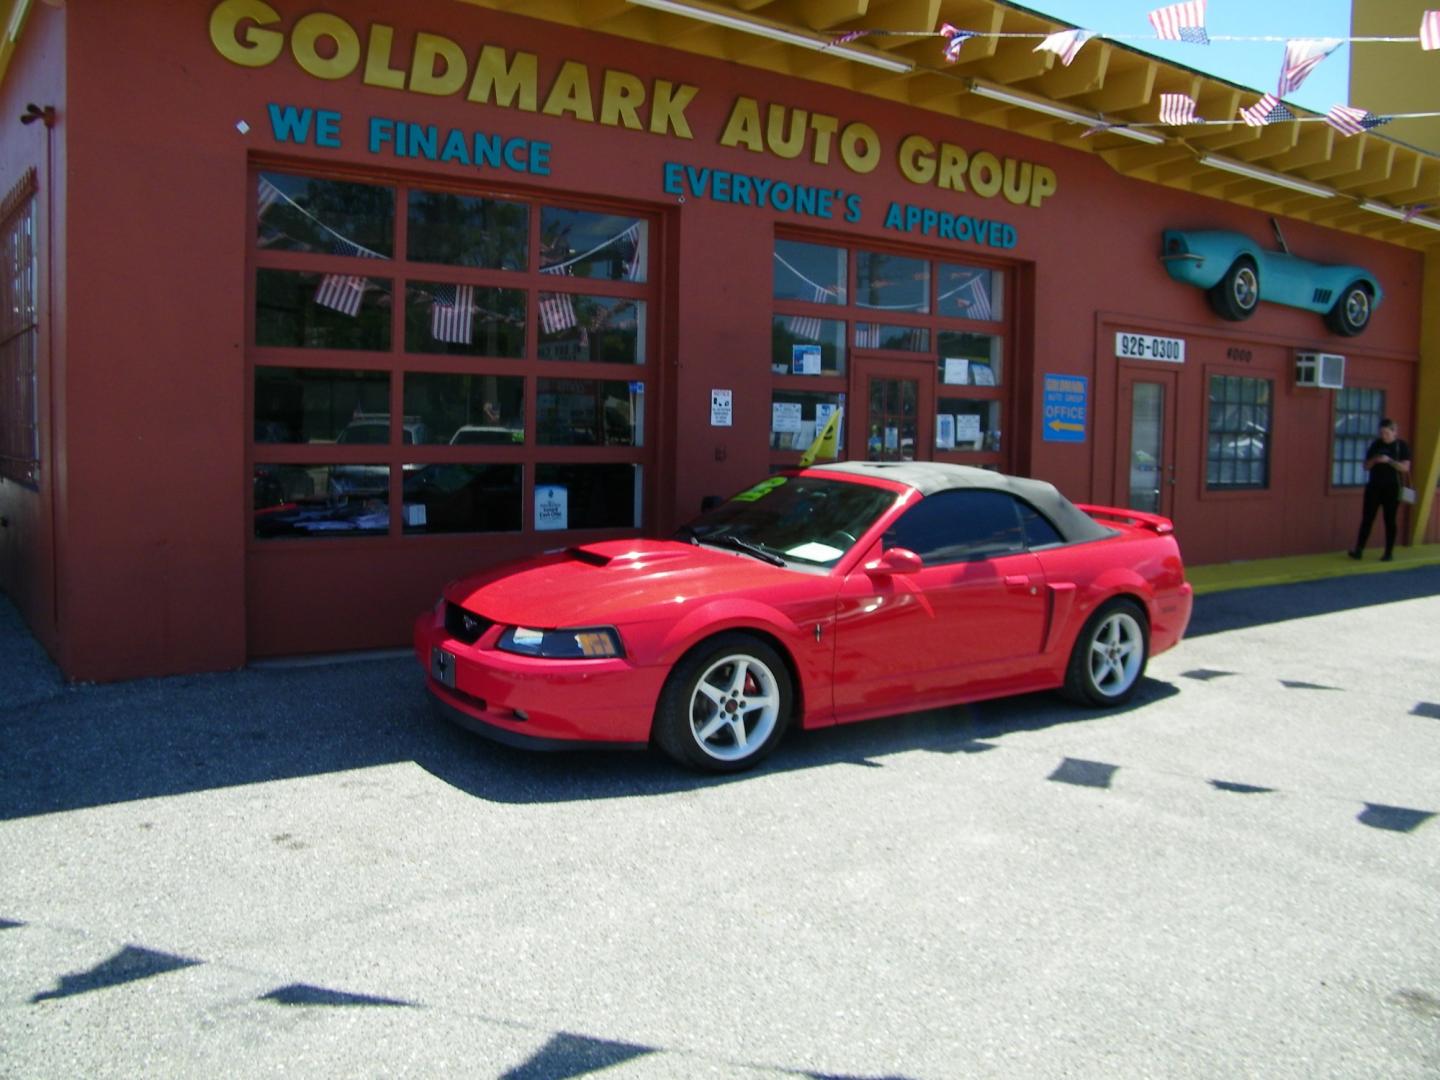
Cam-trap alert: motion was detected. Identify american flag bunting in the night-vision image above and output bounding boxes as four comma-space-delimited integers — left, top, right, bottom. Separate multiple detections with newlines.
1159, 93, 1202, 125
1277, 38, 1341, 96
1421, 11, 1440, 51
1148, 1, 1208, 45
1034, 28, 1095, 67
315, 240, 384, 317
1325, 104, 1392, 137
257, 176, 284, 218
430, 283, 474, 345
538, 292, 577, 335
1239, 94, 1293, 127
958, 275, 993, 321
939, 23, 974, 63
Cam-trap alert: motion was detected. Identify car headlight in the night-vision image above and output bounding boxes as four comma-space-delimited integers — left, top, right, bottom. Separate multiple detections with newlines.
496, 625, 625, 659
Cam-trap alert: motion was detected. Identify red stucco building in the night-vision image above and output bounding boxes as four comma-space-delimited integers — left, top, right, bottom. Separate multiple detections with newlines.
2, 0, 1437, 681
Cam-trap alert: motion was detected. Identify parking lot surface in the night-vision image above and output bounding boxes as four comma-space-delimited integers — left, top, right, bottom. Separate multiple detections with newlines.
2, 569, 1438, 1078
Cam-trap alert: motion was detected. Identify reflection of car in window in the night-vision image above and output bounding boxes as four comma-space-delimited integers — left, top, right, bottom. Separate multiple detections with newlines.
336, 413, 429, 445
1161, 229, 1381, 337
450, 425, 521, 445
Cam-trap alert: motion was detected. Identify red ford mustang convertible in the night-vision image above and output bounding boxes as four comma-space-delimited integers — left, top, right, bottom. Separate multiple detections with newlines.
415, 462, 1193, 772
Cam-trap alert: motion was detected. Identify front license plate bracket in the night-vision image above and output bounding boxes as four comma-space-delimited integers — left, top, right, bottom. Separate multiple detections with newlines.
430, 645, 456, 688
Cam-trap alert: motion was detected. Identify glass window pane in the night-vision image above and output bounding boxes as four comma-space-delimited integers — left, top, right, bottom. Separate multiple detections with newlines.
255, 269, 391, 350
771, 316, 846, 375
540, 208, 647, 282
937, 333, 1002, 386
403, 281, 526, 357
855, 324, 930, 352
885, 490, 1023, 563
402, 464, 522, 533
937, 264, 1002, 321
253, 464, 390, 538
856, 250, 929, 314
936, 398, 1001, 452
256, 172, 393, 258
537, 295, 644, 363
773, 239, 846, 303
537, 378, 644, 446
770, 391, 844, 452
404, 373, 525, 445
535, 463, 641, 529
254, 368, 390, 443
406, 190, 527, 269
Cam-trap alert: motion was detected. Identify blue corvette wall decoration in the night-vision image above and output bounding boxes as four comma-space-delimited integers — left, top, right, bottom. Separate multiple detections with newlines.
1160, 229, 1381, 336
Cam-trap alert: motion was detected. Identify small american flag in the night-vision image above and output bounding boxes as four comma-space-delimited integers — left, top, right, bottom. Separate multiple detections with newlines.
1325, 104, 1392, 137
855, 324, 881, 349
538, 291, 577, 334
939, 23, 975, 63
257, 176, 284, 218
1278, 39, 1341, 97
1034, 28, 1094, 67
1421, 11, 1440, 51
315, 239, 384, 317
786, 283, 829, 341
1148, 1, 1208, 45
430, 283, 474, 345
958, 275, 993, 321
1159, 92, 1202, 125
1239, 94, 1293, 128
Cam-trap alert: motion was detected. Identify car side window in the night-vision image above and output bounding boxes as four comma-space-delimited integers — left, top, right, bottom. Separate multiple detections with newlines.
885, 490, 1027, 564
1017, 500, 1064, 548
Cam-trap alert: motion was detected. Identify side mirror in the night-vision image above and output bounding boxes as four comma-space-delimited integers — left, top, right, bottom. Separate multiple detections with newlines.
864, 547, 922, 576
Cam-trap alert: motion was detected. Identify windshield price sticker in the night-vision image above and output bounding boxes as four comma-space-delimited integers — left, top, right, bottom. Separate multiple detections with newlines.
1116, 332, 1185, 363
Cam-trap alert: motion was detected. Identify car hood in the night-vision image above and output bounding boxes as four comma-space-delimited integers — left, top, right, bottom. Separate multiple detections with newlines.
446, 538, 809, 626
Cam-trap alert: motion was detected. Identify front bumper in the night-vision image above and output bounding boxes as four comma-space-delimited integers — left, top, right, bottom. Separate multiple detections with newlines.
414, 611, 662, 748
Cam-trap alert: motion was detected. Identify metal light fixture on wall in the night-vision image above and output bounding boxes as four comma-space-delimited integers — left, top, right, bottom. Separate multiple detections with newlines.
967, 80, 1166, 145
1359, 199, 1440, 232
1196, 153, 1336, 199
625, 0, 914, 73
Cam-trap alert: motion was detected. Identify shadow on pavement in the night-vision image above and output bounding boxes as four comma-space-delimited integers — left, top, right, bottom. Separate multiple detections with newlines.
1187, 565, 1440, 638
0, 632, 1177, 819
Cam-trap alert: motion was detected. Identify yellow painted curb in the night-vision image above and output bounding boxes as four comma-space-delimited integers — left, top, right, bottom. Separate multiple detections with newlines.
1187, 544, 1440, 595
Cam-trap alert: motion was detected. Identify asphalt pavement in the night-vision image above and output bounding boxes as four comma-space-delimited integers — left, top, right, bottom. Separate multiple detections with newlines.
1, 569, 1438, 1078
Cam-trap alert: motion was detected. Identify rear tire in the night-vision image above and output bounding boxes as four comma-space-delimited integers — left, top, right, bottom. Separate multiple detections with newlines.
653, 633, 792, 772
1207, 256, 1260, 321
1324, 282, 1372, 337
1062, 599, 1149, 707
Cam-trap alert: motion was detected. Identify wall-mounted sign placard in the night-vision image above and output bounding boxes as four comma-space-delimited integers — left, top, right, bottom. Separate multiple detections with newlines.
534, 485, 568, 531
710, 389, 732, 427
1042, 374, 1087, 443
1116, 332, 1185, 363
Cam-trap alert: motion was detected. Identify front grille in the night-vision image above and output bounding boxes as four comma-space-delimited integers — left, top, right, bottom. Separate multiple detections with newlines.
445, 602, 493, 644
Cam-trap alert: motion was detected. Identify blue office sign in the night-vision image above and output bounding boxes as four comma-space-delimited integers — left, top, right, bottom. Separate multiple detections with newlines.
1042, 374, 1087, 443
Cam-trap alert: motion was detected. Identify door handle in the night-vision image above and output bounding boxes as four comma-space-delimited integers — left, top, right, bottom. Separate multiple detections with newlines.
1004, 574, 1038, 595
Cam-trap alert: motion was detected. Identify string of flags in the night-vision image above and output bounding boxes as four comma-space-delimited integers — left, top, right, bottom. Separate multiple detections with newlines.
258, 175, 643, 335
837, 5, 1440, 134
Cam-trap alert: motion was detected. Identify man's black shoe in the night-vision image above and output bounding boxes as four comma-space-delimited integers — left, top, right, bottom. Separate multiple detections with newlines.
1346, 548, 1362, 560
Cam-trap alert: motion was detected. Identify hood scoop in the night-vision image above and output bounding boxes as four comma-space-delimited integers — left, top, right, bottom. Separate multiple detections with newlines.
566, 546, 613, 567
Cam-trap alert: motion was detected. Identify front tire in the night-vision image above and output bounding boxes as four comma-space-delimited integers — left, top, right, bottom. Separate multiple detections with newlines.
1325, 282, 1372, 337
1208, 256, 1260, 321
654, 633, 792, 772
1062, 599, 1149, 707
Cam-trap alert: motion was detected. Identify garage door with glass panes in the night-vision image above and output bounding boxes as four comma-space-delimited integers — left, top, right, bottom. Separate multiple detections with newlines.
249, 168, 654, 550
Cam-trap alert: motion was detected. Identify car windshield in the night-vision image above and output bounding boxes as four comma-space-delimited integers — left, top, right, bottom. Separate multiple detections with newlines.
677, 476, 897, 568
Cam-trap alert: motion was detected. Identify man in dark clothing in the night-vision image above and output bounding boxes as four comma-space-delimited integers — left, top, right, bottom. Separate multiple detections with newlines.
1348, 418, 1411, 562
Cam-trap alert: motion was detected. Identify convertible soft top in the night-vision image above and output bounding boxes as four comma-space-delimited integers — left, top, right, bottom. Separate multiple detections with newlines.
808, 461, 1112, 544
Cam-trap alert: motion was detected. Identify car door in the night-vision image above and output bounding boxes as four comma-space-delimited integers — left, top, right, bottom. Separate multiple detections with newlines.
832, 489, 1048, 721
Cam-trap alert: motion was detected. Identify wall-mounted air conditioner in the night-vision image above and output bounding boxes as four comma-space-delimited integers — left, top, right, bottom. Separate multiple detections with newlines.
1295, 352, 1345, 389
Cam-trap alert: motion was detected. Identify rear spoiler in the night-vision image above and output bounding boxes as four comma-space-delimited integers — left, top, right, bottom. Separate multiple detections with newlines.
1076, 503, 1175, 535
